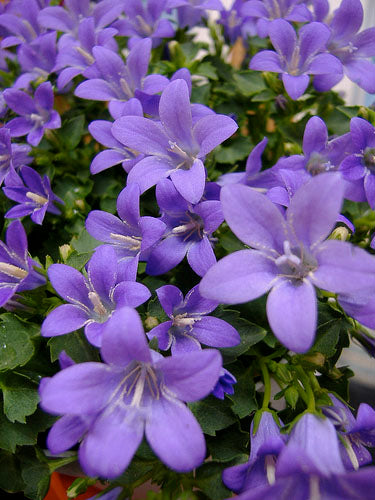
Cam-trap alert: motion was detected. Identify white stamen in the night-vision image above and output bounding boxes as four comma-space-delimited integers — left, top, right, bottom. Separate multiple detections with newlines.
0, 262, 28, 279
110, 233, 141, 251
88, 291, 107, 316
26, 191, 48, 205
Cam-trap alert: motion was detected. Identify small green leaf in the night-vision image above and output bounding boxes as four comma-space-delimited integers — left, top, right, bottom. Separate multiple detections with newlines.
226, 368, 257, 418
0, 314, 38, 371
188, 396, 236, 436
0, 372, 39, 423
0, 450, 25, 492
207, 424, 248, 462
233, 71, 266, 96
195, 462, 232, 500
214, 136, 252, 164
60, 115, 85, 149
20, 449, 51, 500
48, 330, 99, 363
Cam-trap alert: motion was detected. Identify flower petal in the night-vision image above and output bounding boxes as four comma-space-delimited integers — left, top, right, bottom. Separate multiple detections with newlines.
267, 278, 317, 353
146, 397, 205, 472
199, 250, 277, 304
41, 304, 89, 337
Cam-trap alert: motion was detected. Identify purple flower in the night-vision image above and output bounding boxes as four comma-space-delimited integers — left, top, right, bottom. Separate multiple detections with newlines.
147, 284, 240, 354
114, 0, 175, 48
249, 19, 343, 100
338, 290, 375, 331
223, 411, 285, 493
54, 17, 118, 90
323, 394, 375, 470
218, 0, 257, 44
242, 0, 312, 38
85, 183, 166, 281
75, 38, 168, 118
3, 166, 63, 225
218, 137, 279, 190
88, 98, 144, 175
0, 220, 45, 307
200, 174, 375, 353
4, 82, 61, 147
212, 367, 237, 399
41, 245, 150, 347
0, 0, 46, 48
314, 0, 375, 94
273, 116, 365, 202
339, 117, 375, 209
169, 0, 223, 29
0, 127, 32, 186
13, 31, 57, 89
146, 179, 223, 276
236, 413, 375, 500
40, 307, 222, 478
112, 79, 238, 203
38, 0, 123, 37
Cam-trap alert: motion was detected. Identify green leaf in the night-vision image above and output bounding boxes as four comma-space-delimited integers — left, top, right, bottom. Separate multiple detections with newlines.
0, 314, 38, 371
195, 462, 232, 500
196, 62, 218, 80
0, 406, 56, 453
191, 83, 211, 105
20, 449, 51, 500
214, 310, 267, 360
70, 228, 101, 254
60, 115, 85, 149
65, 251, 91, 271
214, 136, 252, 164
48, 330, 99, 363
0, 372, 39, 423
0, 450, 25, 492
0, 411, 36, 452
251, 88, 276, 102
226, 367, 257, 418
188, 396, 236, 436
207, 424, 248, 462
233, 71, 266, 96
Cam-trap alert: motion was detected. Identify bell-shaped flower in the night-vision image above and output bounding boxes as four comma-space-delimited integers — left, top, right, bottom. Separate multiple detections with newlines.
54, 17, 118, 90
41, 245, 150, 347
3, 166, 63, 225
40, 307, 222, 479
339, 117, 375, 209
200, 174, 375, 353
0, 128, 32, 186
242, 0, 312, 38
212, 367, 237, 399
114, 0, 175, 48
85, 183, 166, 281
13, 31, 57, 90
314, 0, 375, 94
169, 0, 223, 29
146, 179, 223, 276
147, 284, 240, 354
88, 98, 144, 175
250, 19, 343, 100
234, 414, 375, 500
0, 220, 45, 307
75, 38, 168, 118
218, 137, 279, 190
223, 411, 285, 493
38, 0, 123, 37
0, 0, 46, 48
323, 394, 375, 470
4, 82, 61, 147
112, 79, 238, 203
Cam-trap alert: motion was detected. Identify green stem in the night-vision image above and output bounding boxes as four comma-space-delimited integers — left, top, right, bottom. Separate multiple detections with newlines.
48, 454, 77, 473
295, 366, 316, 413
259, 359, 271, 410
